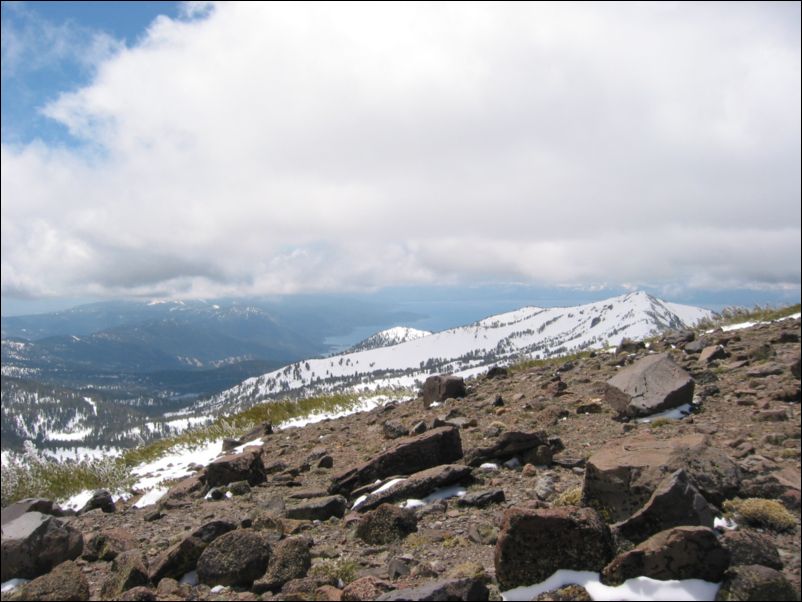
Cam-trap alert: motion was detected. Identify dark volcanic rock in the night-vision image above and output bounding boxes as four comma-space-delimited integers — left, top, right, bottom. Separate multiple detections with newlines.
253, 536, 312, 593
329, 426, 463, 495
421, 375, 467, 408
376, 577, 490, 600
720, 530, 783, 570
206, 447, 265, 487
534, 585, 593, 601
148, 520, 235, 581
582, 433, 740, 522
356, 464, 473, 512
356, 503, 417, 544
100, 550, 149, 599
160, 473, 206, 503
0, 511, 83, 580
601, 526, 729, 585
285, 495, 347, 521
456, 489, 505, 508
8, 560, 89, 601
78, 489, 116, 514
612, 469, 716, 543
604, 353, 695, 417
196, 528, 271, 587
0, 499, 60, 524
715, 564, 799, 601
464, 430, 549, 467
494, 506, 614, 591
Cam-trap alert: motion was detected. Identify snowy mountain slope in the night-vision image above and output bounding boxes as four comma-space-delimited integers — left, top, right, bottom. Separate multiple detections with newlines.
197, 292, 712, 414
347, 327, 432, 353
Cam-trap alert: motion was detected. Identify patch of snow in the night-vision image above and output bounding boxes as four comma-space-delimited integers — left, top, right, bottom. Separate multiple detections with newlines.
401, 484, 467, 508
179, 571, 199, 586
636, 403, 694, 423
132, 439, 222, 491
501, 570, 720, 601
83, 396, 97, 415
479, 463, 500, 470
60, 490, 95, 512
211, 585, 227, 593
134, 487, 168, 508
45, 428, 93, 442
714, 516, 737, 530
1, 579, 29, 593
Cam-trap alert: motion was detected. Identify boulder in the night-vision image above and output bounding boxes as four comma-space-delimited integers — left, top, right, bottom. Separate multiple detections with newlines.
253, 536, 312, 593
78, 489, 116, 514
720, 530, 783, 570
603, 353, 694, 417
148, 520, 235, 581
356, 504, 417, 544
421, 375, 466, 408
355, 464, 473, 512
160, 473, 206, 503
0, 512, 83, 580
486, 366, 509, 379
601, 526, 729, 585
376, 577, 490, 600
196, 528, 271, 587
464, 430, 549, 467
494, 506, 614, 591
329, 427, 463, 496
206, 447, 265, 487
699, 345, 729, 364
582, 433, 740, 522
7, 560, 89, 601
119, 586, 158, 601
612, 469, 716, 543
285, 495, 347, 521
100, 550, 149, 599
715, 564, 799, 601
383, 420, 409, 440
1, 499, 60, 524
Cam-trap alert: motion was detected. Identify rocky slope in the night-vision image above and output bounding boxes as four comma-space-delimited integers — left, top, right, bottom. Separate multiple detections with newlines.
2, 314, 800, 601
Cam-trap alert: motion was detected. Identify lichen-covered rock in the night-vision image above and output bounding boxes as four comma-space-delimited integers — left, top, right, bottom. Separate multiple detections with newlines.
494, 506, 614, 591
196, 528, 271, 587
82, 528, 138, 561
206, 447, 265, 488
253, 536, 312, 593
148, 520, 235, 581
720, 530, 783, 570
715, 564, 799, 601
285, 495, 347, 521
356, 504, 417, 544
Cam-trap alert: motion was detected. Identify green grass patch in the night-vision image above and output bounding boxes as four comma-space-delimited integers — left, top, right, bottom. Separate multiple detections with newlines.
648, 417, 676, 429
553, 486, 583, 507
309, 558, 359, 585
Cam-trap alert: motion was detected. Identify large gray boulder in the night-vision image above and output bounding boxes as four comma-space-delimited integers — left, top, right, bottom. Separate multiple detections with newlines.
582, 433, 740, 522
604, 353, 694, 417
148, 520, 235, 581
1, 512, 83, 580
494, 506, 614, 591
329, 426, 463, 495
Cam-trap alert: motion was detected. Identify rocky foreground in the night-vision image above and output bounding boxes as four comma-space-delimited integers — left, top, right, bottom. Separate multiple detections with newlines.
2, 317, 801, 601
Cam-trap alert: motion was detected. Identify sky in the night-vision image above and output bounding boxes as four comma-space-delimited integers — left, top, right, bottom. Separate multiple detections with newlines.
2, 1, 800, 315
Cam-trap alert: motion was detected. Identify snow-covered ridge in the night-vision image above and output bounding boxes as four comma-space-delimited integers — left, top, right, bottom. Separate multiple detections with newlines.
347, 326, 432, 353
198, 292, 712, 414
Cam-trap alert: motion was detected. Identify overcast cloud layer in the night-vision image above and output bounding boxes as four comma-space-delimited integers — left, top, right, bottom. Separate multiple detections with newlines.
2, 2, 800, 300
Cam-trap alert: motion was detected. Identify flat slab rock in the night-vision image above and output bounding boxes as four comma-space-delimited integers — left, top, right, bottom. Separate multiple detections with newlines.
329, 426, 463, 496
355, 464, 473, 512
582, 433, 740, 522
604, 352, 695, 417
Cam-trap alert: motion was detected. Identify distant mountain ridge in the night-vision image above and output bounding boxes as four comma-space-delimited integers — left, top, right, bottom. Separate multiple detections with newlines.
347, 327, 432, 353
197, 291, 712, 415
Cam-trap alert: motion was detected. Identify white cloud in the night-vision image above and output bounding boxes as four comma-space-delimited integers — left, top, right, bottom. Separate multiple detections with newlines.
2, 2, 800, 300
